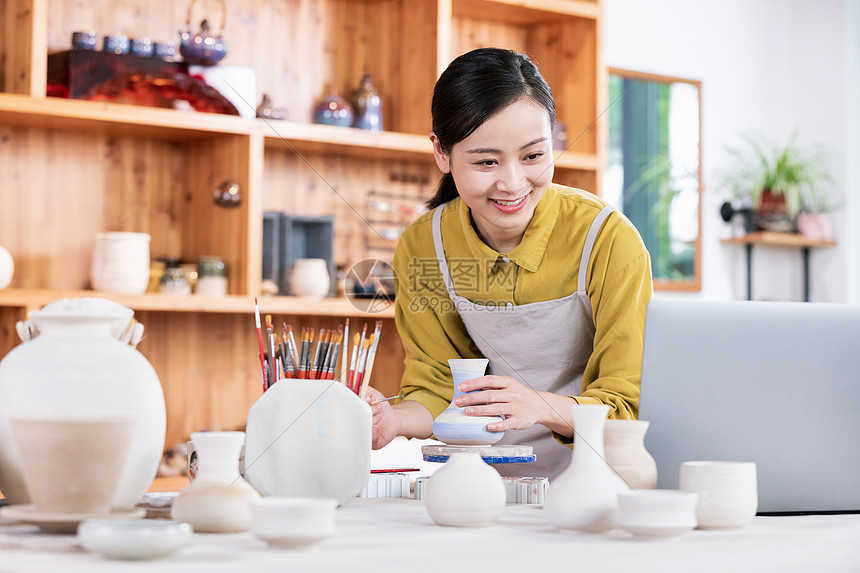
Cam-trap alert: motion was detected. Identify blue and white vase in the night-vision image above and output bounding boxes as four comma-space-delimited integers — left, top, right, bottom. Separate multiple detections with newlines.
431, 358, 504, 446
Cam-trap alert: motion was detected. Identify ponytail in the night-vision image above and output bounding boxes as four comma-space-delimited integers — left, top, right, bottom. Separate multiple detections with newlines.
426, 172, 459, 209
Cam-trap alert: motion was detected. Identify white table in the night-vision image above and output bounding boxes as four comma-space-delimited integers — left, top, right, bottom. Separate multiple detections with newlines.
1, 498, 858, 573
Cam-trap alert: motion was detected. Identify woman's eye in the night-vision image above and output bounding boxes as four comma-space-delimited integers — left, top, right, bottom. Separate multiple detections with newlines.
524, 152, 544, 161
475, 159, 498, 167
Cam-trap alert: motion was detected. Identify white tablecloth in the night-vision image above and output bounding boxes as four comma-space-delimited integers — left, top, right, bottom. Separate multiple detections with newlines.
1, 498, 858, 573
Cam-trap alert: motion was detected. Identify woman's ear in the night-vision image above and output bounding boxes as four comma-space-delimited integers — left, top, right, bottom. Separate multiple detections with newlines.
430, 133, 450, 173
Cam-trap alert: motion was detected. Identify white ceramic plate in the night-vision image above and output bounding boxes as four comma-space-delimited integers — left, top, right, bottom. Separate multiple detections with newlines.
619, 524, 695, 540
78, 518, 192, 559
0, 505, 144, 534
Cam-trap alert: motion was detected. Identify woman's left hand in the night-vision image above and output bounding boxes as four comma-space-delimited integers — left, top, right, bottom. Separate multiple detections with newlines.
454, 375, 562, 432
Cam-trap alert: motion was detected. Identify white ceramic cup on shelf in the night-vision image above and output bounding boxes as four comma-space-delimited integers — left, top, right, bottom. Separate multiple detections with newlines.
90, 232, 151, 295
679, 461, 758, 529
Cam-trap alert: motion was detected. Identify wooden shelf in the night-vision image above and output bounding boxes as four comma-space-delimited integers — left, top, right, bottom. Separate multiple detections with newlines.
721, 232, 836, 249
263, 121, 434, 162
453, 0, 601, 23
0, 93, 254, 139
0, 289, 394, 318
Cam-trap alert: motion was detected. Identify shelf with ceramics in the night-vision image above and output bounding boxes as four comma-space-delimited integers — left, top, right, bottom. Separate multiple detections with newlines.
0, 288, 394, 318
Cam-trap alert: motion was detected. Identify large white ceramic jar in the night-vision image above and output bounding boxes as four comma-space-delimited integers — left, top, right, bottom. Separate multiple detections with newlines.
544, 404, 629, 532
0, 297, 166, 509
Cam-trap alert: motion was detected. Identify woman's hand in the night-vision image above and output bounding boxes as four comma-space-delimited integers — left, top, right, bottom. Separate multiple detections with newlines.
454, 375, 576, 436
365, 387, 401, 450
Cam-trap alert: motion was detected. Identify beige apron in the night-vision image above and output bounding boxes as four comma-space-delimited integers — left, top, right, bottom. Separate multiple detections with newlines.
431, 203, 616, 480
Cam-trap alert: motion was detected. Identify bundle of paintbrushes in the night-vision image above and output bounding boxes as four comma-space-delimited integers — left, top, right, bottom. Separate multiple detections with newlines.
253, 301, 383, 399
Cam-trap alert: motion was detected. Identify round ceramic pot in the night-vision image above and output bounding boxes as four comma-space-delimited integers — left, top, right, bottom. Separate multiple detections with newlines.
425, 451, 506, 527
289, 258, 331, 298
0, 297, 166, 508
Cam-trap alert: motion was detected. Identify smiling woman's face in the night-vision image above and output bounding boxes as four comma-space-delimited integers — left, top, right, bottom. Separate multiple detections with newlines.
432, 98, 555, 253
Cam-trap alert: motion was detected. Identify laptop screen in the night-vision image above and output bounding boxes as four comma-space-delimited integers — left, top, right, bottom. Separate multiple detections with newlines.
638, 299, 860, 513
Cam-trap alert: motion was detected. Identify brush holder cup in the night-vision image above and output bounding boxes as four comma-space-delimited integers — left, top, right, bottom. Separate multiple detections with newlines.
243, 379, 371, 506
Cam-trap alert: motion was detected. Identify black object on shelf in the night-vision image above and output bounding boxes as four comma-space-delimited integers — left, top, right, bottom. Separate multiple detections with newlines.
720, 201, 755, 233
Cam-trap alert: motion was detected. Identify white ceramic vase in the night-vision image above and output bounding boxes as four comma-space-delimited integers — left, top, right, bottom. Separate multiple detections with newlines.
544, 403, 629, 532
604, 419, 657, 490
289, 258, 331, 298
0, 244, 14, 289
0, 297, 166, 509
171, 431, 260, 533
425, 451, 506, 527
90, 232, 151, 295
431, 358, 504, 446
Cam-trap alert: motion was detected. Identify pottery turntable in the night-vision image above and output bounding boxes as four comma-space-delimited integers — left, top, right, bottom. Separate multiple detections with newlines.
421, 444, 536, 464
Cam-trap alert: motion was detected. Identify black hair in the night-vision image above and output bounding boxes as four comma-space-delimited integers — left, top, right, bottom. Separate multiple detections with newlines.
427, 47, 556, 209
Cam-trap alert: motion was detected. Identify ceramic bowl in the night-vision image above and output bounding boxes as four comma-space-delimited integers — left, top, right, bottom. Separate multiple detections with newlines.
617, 490, 698, 540
77, 519, 192, 560
249, 497, 337, 548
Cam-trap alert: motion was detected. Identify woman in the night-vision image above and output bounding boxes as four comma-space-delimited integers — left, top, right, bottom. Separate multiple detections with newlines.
367, 47, 653, 479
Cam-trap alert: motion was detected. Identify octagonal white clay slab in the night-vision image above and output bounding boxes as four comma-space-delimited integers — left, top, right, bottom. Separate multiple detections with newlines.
243, 380, 371, 506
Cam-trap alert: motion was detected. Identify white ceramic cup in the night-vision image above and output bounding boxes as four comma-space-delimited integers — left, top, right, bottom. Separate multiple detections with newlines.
617, 489, 698, 539
249, 497, 337, 548
90, 232, 151, 294
679, 461, 758, 529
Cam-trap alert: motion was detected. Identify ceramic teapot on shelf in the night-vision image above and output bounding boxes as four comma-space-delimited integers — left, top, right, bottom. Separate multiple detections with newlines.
179, 0, 228, 66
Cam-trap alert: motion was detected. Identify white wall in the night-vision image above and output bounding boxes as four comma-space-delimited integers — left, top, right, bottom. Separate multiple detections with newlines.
604, 0, 855, 302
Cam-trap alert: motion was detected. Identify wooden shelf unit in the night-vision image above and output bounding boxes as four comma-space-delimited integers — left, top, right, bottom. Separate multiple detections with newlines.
721, 232, 837, 302
0, 0, 605, 449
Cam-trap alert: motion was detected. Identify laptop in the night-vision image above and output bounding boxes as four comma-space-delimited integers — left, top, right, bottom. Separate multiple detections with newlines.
638, 298, 860, 514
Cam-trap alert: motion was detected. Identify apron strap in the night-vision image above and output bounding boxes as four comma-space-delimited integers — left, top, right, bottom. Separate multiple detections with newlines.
431, 205, 457, 298
577, 205, 616, 292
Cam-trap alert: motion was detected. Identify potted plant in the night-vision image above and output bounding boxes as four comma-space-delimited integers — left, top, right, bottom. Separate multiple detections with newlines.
719, 130, 833, 234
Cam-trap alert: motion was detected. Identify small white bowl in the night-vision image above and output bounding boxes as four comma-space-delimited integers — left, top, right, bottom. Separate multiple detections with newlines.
250, 497, 337, 548
78, 519, 192, 560
617, 490, 698, 540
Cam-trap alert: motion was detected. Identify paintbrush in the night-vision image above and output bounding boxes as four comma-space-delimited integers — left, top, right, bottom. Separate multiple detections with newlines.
310, 328, 325, 379
359, 321, 383, 400
285, 324, 300, 377
253, 298, 268, 391
370, 394, 404, 406
347, 331, 360, 392
265, 315, 276, 385
339, 318, 350, 383
353, 334, 373, 396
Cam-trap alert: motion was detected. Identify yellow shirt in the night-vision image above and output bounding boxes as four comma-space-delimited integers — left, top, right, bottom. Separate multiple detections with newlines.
393, 183, 653, 426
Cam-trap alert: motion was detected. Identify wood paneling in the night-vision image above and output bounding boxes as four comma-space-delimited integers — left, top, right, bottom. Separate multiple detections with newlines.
2, 0, 603, 453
